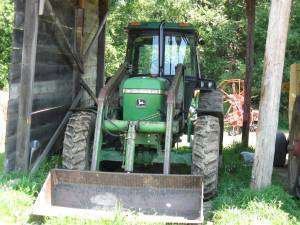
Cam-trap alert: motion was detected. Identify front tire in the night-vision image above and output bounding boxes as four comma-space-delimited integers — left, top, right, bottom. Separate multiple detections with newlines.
192, 115, 220, 200
62, 111, 96, 170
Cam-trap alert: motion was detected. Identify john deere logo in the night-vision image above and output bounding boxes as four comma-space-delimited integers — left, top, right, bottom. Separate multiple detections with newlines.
136, 98, 146, 108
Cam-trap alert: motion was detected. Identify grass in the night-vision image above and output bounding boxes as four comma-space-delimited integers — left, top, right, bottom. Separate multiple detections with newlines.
209, 143, 300, 225
0, 144, 299, 224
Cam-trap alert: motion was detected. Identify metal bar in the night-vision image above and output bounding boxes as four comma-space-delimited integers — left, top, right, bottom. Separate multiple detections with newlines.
159, 22, 165, 77
15, 0, 39, 171
91, 64, 127, 171
103, 120, 179, 133
30, 91, 82, 175
124, 122, 136, 172
83, 11, 109, 62
44, 0, 84, 73
163, 64, 184, 174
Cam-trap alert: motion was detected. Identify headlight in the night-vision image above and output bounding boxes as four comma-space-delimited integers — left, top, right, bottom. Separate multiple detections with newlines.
200, 81, 205, 88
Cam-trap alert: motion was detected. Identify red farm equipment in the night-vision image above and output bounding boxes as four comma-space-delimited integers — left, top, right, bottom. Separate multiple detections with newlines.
218, 79, 259, 136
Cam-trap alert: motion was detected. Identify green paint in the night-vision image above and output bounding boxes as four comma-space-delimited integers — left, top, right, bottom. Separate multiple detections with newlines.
100, 148, 192, 165
122, 77, 168, 121
103, 119, 179, 133
124, 122, 136, 172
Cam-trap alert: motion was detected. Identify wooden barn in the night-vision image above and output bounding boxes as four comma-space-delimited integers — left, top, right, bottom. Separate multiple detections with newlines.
5, 0, 108, 172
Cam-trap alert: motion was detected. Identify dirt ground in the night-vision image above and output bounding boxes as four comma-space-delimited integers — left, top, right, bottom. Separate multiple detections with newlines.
0, 91, 8, 151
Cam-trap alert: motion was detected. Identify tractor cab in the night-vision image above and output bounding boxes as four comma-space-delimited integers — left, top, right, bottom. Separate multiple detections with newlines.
124, 22, 201, 112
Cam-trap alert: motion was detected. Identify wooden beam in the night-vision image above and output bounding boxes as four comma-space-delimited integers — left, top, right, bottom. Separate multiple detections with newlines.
15, 0, 39, 171
30, 91, 82, 175
44, 0, 84, 73
96, 0, 109, 96
83, 11, 109, 62
242, 0, 255, 146
39, 0, 46, 15
251, 0, 292, 189
73, 8, 85, 99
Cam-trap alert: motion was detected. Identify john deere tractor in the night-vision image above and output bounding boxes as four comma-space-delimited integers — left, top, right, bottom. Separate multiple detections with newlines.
33, 22, 223, 223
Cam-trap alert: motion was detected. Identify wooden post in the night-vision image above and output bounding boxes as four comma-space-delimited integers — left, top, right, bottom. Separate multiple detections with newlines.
96, 0, 109, 96
242, 0, 255, 146
73, 7, 85, 99
251, 0, 292, 189
16, 0, 39, 171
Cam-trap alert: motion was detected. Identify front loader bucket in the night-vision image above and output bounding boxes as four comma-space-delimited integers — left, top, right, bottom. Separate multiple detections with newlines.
32, 169, 203, 224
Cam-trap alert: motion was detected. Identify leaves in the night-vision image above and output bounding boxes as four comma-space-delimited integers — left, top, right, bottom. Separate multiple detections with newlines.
0, 0, 14, 89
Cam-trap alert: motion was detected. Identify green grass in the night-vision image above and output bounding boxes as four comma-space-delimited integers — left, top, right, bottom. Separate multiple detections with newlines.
209, 143, 300, 225
0, 144, 300, 224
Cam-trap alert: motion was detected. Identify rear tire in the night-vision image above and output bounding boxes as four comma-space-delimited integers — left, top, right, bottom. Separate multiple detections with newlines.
62, 111, 96, 170
192, 115, 220, 200
273, 132, 287, 167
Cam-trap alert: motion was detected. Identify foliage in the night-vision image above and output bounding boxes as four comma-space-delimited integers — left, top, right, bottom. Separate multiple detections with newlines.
0, 0, 14, 89
105, 0, 300, 115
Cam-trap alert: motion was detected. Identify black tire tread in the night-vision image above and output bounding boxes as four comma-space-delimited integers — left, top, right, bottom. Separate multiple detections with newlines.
62, 111, 96, 170
192, 115, 220, 200
274, 132, 287, 167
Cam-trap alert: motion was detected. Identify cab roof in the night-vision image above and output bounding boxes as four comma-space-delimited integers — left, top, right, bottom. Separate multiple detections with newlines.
127, 22, 196, 33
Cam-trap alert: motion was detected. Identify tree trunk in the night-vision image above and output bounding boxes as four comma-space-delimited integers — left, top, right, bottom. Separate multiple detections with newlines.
251, 0, 292, 190
242, 0, 255, 146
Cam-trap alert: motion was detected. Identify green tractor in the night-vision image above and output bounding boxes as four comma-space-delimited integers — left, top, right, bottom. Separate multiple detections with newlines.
33, 22, 224, 223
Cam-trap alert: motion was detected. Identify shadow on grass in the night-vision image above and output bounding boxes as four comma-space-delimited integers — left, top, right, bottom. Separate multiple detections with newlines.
210, 143, 300, 224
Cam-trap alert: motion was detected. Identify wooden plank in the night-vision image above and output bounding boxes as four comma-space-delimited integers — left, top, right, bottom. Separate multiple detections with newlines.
251, 0, 292, 189
83, 11, 108, 61
15, 0, 40, 171
12, 47, 75, 65
289, 64, 300, 126
242, 0, 255, 146
10, 63, 73, 83
44, 0, 84, 73
30, 91, 82, 175
73, 7, 84, 99
96, 0, 108, 96
39, 0, 46, 15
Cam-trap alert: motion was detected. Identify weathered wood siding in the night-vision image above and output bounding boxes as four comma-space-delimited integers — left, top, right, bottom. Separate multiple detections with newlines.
289, 64, 300, 126
5, 0, 100, 172
82, 0, 99, 107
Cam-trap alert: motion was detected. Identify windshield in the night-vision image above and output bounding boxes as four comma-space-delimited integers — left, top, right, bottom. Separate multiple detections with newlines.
129, 35, 159, 75
164, 35, 192, 76
128, 33, 195, 76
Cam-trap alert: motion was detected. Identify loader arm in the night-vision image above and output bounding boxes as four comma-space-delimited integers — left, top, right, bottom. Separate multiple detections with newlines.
164, 64, 185, 174
91, 63, 127, 170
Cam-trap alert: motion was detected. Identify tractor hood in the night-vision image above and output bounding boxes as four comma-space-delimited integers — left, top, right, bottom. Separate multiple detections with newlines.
122, 77, 169, 121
